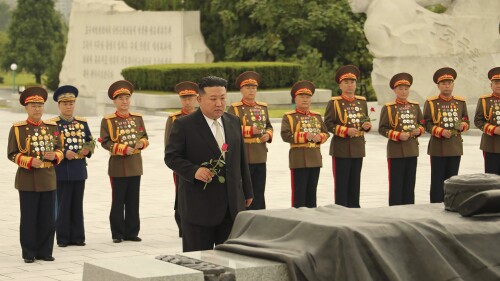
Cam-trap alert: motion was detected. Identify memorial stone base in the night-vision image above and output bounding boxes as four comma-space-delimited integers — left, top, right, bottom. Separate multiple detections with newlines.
82, 250, 289, 281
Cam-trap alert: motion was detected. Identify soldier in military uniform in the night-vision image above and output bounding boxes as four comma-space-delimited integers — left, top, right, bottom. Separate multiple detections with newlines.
227, 71, 273, 210
164, 81, 198, 237
51, 85, 92, 247
281, 81, 329, 208
474, 67, 500, 175
378, 73, 425, 205
100, 80, 149, 243
423, 67, 469, 203
7, 87, 64, 263
324, 65, 371, 208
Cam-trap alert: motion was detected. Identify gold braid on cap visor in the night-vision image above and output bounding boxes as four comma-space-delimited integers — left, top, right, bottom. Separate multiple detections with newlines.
437, 74, 454, 83
57, 93, 76, 102
294, 88, 313, 97
24, 95, 45, 104
112, 88, 131, 98
240, 79, 258, 88
179, 89, 197, 96
491, 74, 500, 80
394, 80, 411, 88
339, 73, 357, 82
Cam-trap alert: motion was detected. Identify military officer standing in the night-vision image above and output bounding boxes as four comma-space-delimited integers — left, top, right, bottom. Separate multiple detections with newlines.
227, 71, 273, 210
474, 67, 500, 175
100, 80, 149, 243
164, 81, 198, 237
378, 73, 425, 205
423, 67, 469, 203
281, 81, 329, 208
51, 85, 92, 247
324, 65, 372, 208
7, 87, 64, 263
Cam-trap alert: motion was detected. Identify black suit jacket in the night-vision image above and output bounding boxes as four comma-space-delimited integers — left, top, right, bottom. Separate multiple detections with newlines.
165, 109, 253, 226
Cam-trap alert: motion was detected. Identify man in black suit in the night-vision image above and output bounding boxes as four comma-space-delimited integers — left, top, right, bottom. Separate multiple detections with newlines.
165, 76, 253, 252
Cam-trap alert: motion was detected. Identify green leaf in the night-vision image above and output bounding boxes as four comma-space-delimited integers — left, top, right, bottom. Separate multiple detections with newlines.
218, 176, 225, 183
201, 162, 208, 166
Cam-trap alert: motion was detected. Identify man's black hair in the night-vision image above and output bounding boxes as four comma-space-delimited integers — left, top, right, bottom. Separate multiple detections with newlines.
198, 76, 227, 95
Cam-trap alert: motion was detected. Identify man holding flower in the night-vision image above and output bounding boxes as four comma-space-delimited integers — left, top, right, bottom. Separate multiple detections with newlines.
7, 87, 64, 263
378, 73, 424, 205
324, 65, 372, 208
100, 80, 149, 243
51, 85, 93, 247
165, 76, 253, 252
423, 67, 469, 203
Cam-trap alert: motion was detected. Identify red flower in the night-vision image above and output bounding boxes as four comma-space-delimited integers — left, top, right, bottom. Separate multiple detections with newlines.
256, 115, 261, 121
221, 143, 229, 152
54, 131, 59, 137
420, 119, 425, 125
463, 116, 469, 121
98, 137, 103, 143
370, 107, 376, 113
138, 127, 144, 132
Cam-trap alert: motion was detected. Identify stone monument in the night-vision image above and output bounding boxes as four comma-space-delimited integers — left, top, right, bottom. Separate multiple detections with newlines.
58, 0, 213, 115
349, 0, 500, 105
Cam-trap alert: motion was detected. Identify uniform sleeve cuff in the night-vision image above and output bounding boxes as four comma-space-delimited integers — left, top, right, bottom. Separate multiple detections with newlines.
335, 125, 348, 138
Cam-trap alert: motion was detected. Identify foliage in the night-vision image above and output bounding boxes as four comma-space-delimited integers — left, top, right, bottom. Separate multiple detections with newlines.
425, 4, 447, 13
0, 0, 11, 32
1, 0, 64, 84
122, 62, 301, 92
121, 0, 375, 100
44, 21, 68, 90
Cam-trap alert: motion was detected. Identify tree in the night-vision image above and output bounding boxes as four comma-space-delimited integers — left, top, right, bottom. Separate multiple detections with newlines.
2, 0, 64, 84
0, 0, 11, 32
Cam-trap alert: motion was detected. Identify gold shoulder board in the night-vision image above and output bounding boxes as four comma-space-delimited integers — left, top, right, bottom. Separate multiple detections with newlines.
427, 96, 438, 101
104, 113, 116, 119
13, 120, 27, 127
43, 120, 57, 126
170, 111, 182, 117
130, 112, 142, 117
74, 116, 87, 122
408, 100, 420, 105
480, 94, 492, 99
331, 96, 342, 101
385, 101, 396, 106
256, 101, 268, 107
284, 110, 295, 115
453, 96, 465, 101
309, 111, 321, 115
355, 95, 367, 101
231, 101, 243, 107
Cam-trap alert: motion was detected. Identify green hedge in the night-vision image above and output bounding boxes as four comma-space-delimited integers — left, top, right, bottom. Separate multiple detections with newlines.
121, 62, 302, 92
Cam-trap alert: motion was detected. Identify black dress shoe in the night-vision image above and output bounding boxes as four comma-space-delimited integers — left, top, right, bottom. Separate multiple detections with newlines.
112, 238, 123, 243
124, 237, 142, 242
36, 256, 55, 261
57, 243, 68, 247
72, 241, 86, 246
24, 258, 35, 263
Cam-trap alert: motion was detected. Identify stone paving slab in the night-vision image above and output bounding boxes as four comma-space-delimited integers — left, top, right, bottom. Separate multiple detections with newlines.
0, 106, 486, 280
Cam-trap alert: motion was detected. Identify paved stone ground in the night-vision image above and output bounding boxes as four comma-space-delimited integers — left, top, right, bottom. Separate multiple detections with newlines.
0, 106, 486, 281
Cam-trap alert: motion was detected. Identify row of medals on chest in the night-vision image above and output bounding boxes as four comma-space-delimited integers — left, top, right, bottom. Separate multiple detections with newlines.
243, 107, 267, 134
298, 115, 321, 133
396, 105, 417, 131
437, 105, 460, 128
488, 103, 500, 125
343, 102, 365, 126
115, 119, 139, 145
60, 123, 85, 151
27, 127, 56, 154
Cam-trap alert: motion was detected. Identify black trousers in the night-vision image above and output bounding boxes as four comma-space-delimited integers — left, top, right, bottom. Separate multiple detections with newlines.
173, 173, 182, 237
291, 168, 320, 208
484, 152, 500, 175
109, 176, 141, 239
19, 190, 56, 259
430, 156, 461, 203
388, 157, 417, 206
56, 180, 85, 244
182, 208, 233, 252
248, 163, 267, 210
333, 157, 363, 208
